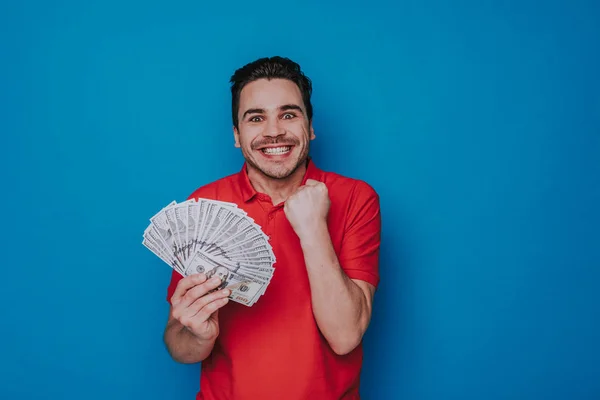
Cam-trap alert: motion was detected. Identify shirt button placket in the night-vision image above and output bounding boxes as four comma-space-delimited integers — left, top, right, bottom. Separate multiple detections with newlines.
265, 209, 276, 236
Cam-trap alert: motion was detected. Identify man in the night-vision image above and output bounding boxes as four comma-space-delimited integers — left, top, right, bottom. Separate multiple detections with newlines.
163, 56, 381, 399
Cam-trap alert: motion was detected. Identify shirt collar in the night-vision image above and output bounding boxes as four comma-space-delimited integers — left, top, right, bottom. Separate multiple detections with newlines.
238, 157, 323, 203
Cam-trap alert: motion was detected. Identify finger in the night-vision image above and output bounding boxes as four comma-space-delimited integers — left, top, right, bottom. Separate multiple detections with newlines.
288, 185, 309, 201
305, 179, 321, 186
179, 276, 225, 308
183, 288, 232, 322
193, 296, 230, 325
171, 273, 207, 305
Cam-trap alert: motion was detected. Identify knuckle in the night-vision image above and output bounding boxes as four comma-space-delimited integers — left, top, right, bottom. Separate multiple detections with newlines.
206, 280, 220, 290
200, 291, 214, 303
184, 288, 199, 301
215, 297, 228, 308
213, 290, 226, 301
203, 299, 218, 310
197, 284, 210, 295
200, 297, 216, 311
205, 302, 219, 313
193, 296, 209, 311
178, 276, 192, 288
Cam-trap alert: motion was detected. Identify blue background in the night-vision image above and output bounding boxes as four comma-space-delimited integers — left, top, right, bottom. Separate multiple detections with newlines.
1, 1, 599, 399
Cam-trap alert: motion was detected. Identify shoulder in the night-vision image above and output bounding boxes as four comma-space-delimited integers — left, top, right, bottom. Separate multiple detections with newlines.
320, 169, 379, 205
319, 170, 381, 252
186, 172, 240, 202
319, 169, 380, 229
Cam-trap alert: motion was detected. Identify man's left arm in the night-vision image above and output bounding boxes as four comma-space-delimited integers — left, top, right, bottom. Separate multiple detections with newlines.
284, 179, 381, 355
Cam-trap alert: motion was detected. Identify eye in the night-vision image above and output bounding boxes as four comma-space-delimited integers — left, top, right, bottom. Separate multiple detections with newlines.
282, 113, 296, 120
249, 116, 263, 122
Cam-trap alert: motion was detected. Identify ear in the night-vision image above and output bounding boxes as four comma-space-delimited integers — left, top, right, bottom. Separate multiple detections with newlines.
233, 126, 241, 148
309, 120, 316, 140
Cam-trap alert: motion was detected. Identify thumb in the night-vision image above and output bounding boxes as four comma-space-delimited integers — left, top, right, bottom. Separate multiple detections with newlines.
305, 179, 321, 186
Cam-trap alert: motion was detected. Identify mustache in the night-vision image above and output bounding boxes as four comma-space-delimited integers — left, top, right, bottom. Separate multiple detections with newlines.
251, 137, 299, 150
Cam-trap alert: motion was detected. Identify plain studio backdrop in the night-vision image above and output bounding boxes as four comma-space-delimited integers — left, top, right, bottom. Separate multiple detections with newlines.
1, 1, 599, 399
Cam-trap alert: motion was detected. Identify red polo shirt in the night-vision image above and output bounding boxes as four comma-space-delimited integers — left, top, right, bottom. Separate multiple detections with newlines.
166, 159, 381, 400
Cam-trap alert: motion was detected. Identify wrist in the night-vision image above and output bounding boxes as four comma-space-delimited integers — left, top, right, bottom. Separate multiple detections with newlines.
297, 219, 329, 246
182, 325, 217, 346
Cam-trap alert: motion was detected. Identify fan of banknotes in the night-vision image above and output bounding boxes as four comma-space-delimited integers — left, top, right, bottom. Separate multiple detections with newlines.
142, 199, 276, 307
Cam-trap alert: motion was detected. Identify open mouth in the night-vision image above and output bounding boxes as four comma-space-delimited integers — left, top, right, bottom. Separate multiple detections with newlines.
260, 146, 292, 155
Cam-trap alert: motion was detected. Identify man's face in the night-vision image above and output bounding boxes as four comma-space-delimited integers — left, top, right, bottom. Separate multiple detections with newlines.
216, 267, 229, 282
234, 78, 315, 180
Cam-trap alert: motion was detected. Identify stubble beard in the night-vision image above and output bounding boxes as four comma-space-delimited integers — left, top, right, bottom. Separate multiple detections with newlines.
243, 143, 310, 180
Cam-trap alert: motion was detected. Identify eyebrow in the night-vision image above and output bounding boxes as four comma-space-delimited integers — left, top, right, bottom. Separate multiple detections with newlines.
242, 104, 304, 119
279, 104, 304, 114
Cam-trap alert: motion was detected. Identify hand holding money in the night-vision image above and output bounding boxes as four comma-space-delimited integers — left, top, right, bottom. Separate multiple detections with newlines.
284, 179, 330, 239
170, 273, 231, 342
142, 199, 276, 307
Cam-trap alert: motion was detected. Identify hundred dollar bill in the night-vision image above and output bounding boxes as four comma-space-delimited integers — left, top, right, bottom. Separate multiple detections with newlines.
151, 227, 186, 270
197, 202, 219, 250
144, 199, 275, 306
185, 201, 197, 258
220, 236, 273, 256
143, 226, 185, 274
204, 209, 242, 247
185, 250, 266, 306
143, 238, 185, 276
150, 204, 178, 255
173, 201, 192, 260
210, 222, 262, 249
191, 200, 208, 255
202, 207, 234, 248
223, 247, 275, 261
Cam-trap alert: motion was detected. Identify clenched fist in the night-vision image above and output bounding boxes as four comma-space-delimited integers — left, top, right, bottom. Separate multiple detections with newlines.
284, 179, 330, 239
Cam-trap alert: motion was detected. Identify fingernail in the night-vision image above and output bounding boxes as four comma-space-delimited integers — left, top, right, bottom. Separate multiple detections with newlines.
222, 289, 231, 296
210, 277, 221, 284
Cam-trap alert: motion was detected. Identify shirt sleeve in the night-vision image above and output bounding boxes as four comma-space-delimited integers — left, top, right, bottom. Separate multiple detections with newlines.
338, 180, 382, 288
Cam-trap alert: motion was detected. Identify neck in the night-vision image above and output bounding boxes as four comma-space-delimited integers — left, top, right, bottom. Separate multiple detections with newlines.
247, 161, 308, 205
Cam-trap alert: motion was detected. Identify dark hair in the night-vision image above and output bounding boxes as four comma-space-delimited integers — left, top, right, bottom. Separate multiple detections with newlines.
229, 56, 313, 128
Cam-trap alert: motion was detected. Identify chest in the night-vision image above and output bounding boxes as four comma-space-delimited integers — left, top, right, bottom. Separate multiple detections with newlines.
220, 199, 346, 312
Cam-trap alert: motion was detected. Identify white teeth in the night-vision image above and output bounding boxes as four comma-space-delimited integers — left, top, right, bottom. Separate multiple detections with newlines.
262, 146, 291, 155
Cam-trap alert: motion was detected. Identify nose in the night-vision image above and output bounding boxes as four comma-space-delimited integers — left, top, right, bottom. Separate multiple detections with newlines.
264, 116, 285, 138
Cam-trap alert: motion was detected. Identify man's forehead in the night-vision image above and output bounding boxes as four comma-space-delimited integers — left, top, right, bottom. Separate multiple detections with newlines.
239, 78, 303, 110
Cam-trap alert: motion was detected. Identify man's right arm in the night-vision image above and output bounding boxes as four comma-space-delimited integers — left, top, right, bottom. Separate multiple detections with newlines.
163, 273, 231, 364
163, 313, 216, 363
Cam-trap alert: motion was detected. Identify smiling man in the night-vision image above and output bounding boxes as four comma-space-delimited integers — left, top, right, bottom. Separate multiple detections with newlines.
163, 56, 381, 400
